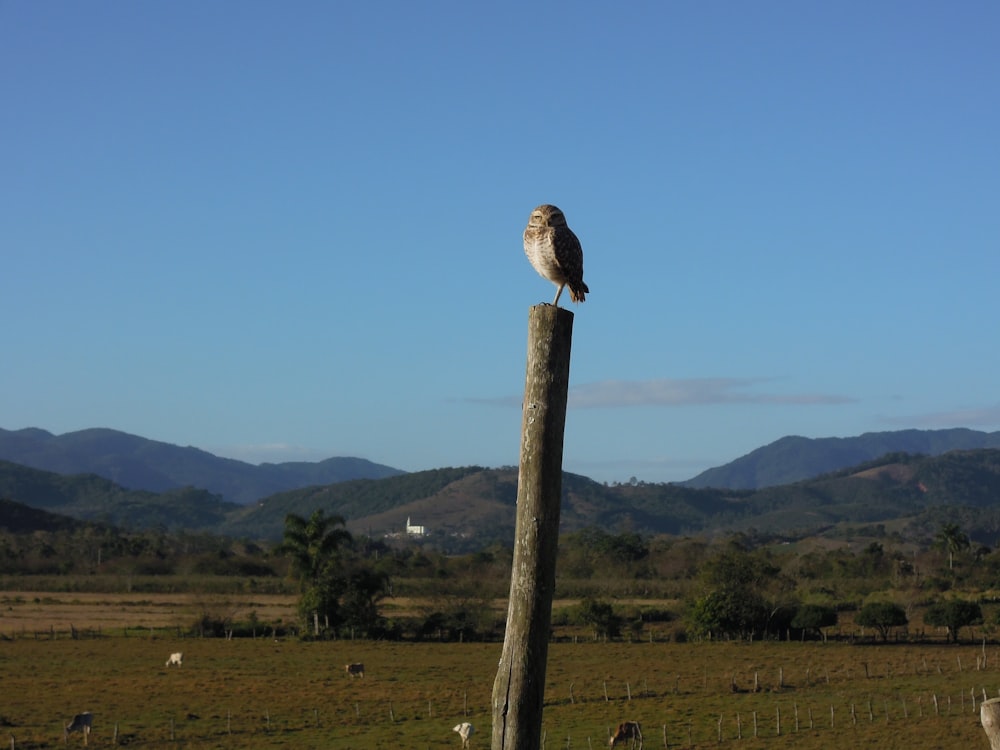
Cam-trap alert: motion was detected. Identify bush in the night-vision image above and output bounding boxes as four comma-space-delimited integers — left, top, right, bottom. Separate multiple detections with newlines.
855, 601, 907, 641
575, 598, 622, 640
791, 603, 838, 639
924, 599, 983, 643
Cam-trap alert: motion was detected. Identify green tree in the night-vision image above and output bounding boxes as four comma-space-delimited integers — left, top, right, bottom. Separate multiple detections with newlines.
791, 603, 838, 640
275, 510, 353, 631
934, 522, 970, 570
701, 544, 780, 591
855, 601, 907, 641
339, 566, 391, 637
576, 598, 622, 640
688, 588, 769, 640
686, 542, 783, 640
924, 599, 983, 643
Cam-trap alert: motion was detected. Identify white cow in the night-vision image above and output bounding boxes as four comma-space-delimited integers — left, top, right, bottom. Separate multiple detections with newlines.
166, 651, 184, 667
64, 712, 93, 745
453, 722, 474, 749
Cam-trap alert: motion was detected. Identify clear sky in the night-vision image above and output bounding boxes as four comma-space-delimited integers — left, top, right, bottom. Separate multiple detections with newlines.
3, 2, 998, 484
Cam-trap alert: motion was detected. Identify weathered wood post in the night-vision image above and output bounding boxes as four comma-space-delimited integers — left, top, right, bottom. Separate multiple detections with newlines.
492, 304, 575, 750
981, 697, 1000, 749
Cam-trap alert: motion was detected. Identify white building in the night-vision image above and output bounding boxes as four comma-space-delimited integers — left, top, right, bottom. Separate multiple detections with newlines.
406, 516, 426, 536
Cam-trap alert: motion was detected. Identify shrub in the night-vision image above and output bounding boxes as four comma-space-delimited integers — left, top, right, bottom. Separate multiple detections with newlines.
856, 601, 907, 641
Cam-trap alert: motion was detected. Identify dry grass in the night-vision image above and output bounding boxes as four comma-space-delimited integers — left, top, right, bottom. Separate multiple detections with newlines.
1, 593, 998, 749
0, 591, 297, 634
0, 592, 512, 634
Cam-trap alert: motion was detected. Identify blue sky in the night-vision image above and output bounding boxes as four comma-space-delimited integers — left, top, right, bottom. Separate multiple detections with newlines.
3, 2, 998, 484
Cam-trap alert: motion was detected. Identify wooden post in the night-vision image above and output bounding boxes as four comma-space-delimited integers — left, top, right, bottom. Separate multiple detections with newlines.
492, 305, 575, 750
983, 697, 1000, 749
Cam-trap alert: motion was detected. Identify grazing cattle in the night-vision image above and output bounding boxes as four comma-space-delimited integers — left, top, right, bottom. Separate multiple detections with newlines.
345, 662, 365, 678
609, 721, 642, 748
166, 652, 184, 667
453, 722, 474, 749
64, 712, 93, 745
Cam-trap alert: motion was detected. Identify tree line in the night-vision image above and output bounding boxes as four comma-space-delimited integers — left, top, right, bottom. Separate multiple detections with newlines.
2, 506, 997, 643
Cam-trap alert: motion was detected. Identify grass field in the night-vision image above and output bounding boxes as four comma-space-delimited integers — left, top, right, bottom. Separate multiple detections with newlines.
1, 593, 997, 749
0, 591, 298, 635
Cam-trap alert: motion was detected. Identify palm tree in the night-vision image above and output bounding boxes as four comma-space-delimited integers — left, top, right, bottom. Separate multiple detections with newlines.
276, 510, 354, 633
934, 522, 970, 570
277, 509, 352, 587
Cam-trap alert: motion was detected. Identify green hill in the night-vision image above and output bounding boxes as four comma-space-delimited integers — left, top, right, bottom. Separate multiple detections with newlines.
4, 450, 1000, 548
683, 428, 1000, 489
0, 427, 405, 504
0, 460, 241, 531
0, 497, 92, 534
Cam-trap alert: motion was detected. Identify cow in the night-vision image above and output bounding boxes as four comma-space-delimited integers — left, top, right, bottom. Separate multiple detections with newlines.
609, 720, 642, 748
453, 722, 474, 749
166, 652, 184, 667
345, 662, 365, 678
64, 712, 93, 746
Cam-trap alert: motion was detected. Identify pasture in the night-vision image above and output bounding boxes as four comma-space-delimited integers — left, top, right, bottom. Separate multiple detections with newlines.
1, 595, 999, 748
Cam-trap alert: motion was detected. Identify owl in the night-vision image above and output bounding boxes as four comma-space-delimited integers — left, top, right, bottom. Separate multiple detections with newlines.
523, 204, 589, 306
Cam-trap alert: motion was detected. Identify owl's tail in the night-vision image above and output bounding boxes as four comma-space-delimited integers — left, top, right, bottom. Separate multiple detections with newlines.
568, 281, 589, 303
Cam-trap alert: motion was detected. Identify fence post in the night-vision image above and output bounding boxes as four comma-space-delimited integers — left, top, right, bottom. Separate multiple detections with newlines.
491, 305, 575, 750
983, 697, 1000, 749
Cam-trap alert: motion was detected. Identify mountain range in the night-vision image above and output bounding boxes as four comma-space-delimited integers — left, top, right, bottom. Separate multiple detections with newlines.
5, 426, 1000, 505
0, 427, 404, 504
3, 426, 1000, 548
683, 428, 1000, 489
0, 429, 1000, 551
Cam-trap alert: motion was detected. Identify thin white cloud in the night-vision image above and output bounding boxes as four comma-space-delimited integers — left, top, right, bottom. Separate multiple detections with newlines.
468, 377, 855, 409
882, 404, 1000, 429
570, 378, 855, 409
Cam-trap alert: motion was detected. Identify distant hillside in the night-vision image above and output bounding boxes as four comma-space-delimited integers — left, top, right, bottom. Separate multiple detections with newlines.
222, 466, 511, 543
7, 447, 1000, 552
0, 497, 92, 534
682, 428, 1000, 489
0, 427, 405, 504
219, 449, 1000, 545
0, 460, 240, 531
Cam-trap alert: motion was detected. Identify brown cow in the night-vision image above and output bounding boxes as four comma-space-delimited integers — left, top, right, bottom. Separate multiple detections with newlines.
609, 721, 642, 748
345, 662, 365, 678
64, 712, 93, 746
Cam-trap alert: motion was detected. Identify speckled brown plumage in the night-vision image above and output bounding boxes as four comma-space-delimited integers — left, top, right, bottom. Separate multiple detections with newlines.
523, 204, 589, 306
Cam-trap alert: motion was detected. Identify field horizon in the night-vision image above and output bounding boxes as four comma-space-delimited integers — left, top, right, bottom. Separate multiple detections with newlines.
2, 591, 998, 749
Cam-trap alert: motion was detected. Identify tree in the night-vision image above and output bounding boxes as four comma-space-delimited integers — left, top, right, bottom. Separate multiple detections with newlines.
791, 603, 838, 640
701, 544, 780, 591
689, 588, 769, 640
339, 565, 391, 637
855, 601, 907, 641
924, 599, 983, 643
686, 542, 784, 640
275, 510, 353, 631
276, 510, 352, 584
935, 522, 970, 570
576, 598, 622, 640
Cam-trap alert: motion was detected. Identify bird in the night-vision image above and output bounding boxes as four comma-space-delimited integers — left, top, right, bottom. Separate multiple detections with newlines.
523, 204, 589, 306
